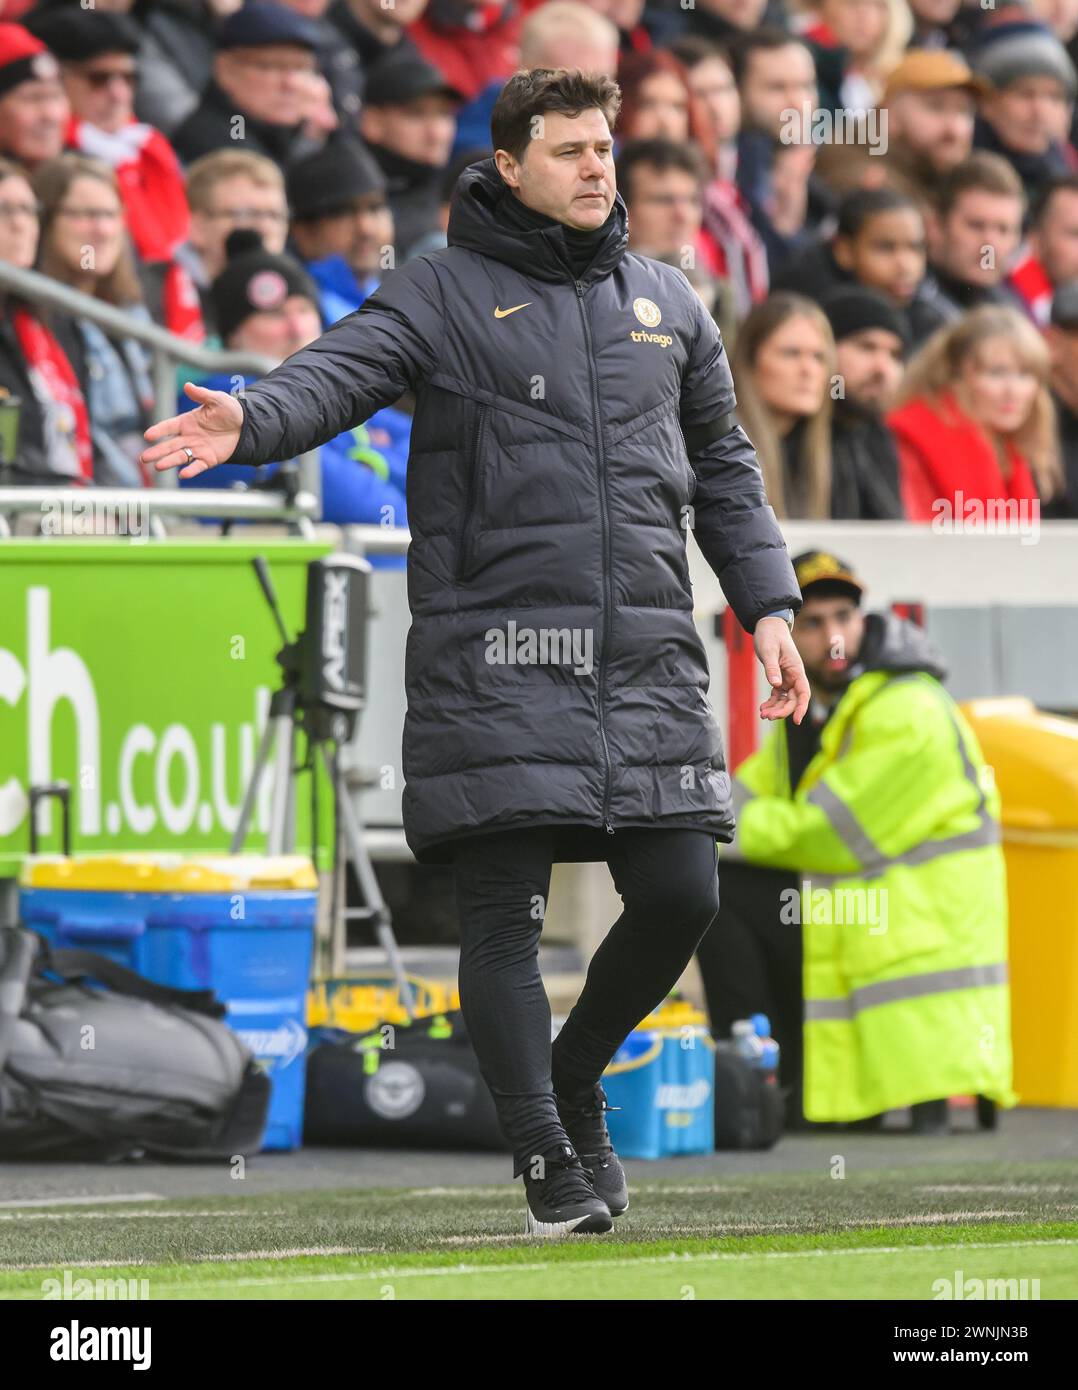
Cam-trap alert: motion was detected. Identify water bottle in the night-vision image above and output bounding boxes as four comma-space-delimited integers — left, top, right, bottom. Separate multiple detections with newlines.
731, 1019, 764, 1062
749, 1013, 781, 1076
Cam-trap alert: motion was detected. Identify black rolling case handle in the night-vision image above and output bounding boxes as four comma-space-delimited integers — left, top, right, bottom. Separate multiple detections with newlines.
28, 782, 71, 856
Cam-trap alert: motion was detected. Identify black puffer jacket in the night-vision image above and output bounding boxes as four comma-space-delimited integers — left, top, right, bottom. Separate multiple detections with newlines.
229, 157, 801, 863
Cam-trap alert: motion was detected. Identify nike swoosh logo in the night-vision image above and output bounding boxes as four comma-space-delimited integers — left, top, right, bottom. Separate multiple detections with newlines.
494, 303, 532, 318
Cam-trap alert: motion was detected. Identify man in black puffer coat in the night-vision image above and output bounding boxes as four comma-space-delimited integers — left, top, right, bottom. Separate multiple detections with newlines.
144, 69, 807, 1235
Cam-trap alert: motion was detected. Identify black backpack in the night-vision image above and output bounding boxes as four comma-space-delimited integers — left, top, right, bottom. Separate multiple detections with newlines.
0, 927, 270, 1161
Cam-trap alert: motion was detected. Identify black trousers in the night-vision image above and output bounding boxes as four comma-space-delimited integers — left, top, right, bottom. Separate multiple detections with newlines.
693, 860, 805, 1127
451, 824, 721, 1177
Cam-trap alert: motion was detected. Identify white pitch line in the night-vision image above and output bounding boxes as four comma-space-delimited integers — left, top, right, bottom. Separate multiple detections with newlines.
0, 1210, 285, 1221
90, 1237, 1078, 1295
917, 1185, 1070, 1195
2, 1248, 379, 1272
0, 1193, 165, 1210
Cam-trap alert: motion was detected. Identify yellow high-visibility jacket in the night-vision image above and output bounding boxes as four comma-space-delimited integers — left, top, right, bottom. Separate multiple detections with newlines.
725, 615, 1017, 1120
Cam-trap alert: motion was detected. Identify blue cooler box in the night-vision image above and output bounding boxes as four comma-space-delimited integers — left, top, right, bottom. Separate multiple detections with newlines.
600, 1003, 715, 1159
19, 854, 317, 1151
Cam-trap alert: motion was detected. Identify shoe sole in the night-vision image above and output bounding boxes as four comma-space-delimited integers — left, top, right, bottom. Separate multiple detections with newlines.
524, 1208, 614, 1237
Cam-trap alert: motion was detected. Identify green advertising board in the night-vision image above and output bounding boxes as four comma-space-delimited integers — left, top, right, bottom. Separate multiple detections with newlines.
0, 537, 335, 874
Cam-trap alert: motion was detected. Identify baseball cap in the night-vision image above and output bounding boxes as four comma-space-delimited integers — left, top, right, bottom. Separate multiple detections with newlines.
23, 9, 141, 62
217, 2, 321, 53
362, 54, 464, 108
883, 49, 990, 105
791, 550, 865, 603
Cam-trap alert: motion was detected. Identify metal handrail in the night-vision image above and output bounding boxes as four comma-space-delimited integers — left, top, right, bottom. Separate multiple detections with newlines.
0, 484, 320, 539
0, 260, 321, 509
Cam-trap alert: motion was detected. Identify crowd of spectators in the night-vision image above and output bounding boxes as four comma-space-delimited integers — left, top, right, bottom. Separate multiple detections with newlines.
1, 0, 1078, 524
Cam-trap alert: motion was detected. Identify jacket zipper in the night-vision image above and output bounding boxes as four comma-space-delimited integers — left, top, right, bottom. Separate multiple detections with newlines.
455, 401, 489, 582
574, 279, 614, 834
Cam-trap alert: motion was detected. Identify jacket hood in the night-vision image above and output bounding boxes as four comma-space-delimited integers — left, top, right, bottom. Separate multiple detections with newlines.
849, 610, 948, 682
446, 155, 629, 285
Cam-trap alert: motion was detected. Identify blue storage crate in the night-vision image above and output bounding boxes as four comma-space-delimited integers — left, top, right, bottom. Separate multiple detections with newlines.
19, 855, 318, 1152
600, 1007, 715, 1159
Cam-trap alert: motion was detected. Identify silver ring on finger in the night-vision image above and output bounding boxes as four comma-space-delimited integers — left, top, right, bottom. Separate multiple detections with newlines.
182, 446, 195, 465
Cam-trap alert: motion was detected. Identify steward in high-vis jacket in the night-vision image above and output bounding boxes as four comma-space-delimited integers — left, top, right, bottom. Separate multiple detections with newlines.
142, 95, 805, 867
697, 551, 1016, 1126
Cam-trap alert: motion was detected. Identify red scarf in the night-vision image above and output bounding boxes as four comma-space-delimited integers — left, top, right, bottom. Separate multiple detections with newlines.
11, 307, 93, 483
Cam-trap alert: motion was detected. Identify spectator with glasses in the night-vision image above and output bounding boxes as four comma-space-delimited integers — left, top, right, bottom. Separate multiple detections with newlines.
0, 154, 93, 485
172, 1, 327, 167
23, 6, 202, 341
177, 150, 289, 336
32, 153, 155, 487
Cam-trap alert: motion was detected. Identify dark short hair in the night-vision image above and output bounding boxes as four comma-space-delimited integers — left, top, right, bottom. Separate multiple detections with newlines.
490, 67, 622, 164
1031, 173, 1078, 227
936, 151, 1025, 217
615, 137, 709, 204
728, 26, 809, 88
836, 186, 920, 239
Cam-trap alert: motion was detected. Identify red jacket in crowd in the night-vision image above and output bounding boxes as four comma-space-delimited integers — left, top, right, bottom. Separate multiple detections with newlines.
887, 389, 1041, 521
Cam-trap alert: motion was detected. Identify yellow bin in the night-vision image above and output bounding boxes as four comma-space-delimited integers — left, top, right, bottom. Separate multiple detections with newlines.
962, 697, 1078, 1107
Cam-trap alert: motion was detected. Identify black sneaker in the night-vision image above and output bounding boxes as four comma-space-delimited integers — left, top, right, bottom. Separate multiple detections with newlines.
555, 1082, 629, 1218
522, 1142, 613, 1236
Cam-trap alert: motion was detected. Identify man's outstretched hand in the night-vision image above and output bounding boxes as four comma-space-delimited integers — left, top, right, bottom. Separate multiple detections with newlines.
754, 616, 810, 724
140, 383, 244, 479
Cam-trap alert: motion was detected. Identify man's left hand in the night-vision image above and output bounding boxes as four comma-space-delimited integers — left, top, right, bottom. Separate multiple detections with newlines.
754, 617, 810, 724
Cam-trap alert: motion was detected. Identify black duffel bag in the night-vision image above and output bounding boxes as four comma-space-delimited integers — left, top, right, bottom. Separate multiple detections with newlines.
305, 1010, 509, 1150
0, 926, 270, 1160
713, 1042, 786, 1150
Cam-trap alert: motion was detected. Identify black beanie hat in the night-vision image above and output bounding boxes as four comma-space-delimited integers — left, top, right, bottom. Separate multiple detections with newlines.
819, 286, 911, 354
211, 229, 320, 341
286, 135, 386, 220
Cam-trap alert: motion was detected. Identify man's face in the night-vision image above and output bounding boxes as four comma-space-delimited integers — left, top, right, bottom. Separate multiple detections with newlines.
1045, 322, 1078, 411
0, 77, 69, 167
230, 293, 323, 360
496, 107, 615, 231
930, 190, 1022, 286
984, 75, 1071, 157
293, 192, 394, 273
360, 94, 457, 166
822, 0, 890, 61
834, 207, 926, 305
629, 71, 690, 142
740, 44, 817, 138
1032, 188, 1078, 285
190, 174, 289, 277
216, 43, 318, 127
835, 328, 905, 411
688, 54, 740, 144
625, 164, 702, 256
889, 87, 975, 172
793, 594, 865, 693
62, 50, 136, 134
